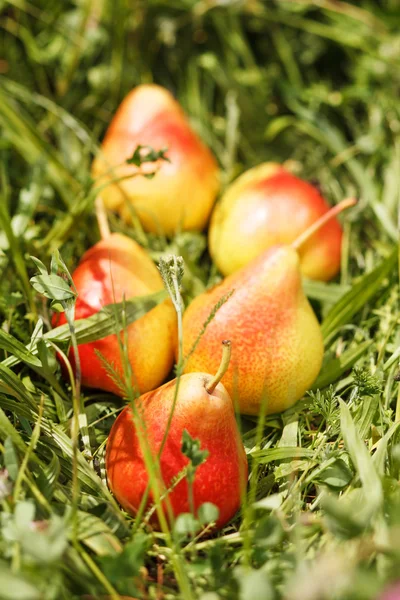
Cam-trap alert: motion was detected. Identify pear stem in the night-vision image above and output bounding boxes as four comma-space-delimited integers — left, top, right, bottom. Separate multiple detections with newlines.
95, 195, 111, 240
205, 340, 232, 395
292, 197, 357, 252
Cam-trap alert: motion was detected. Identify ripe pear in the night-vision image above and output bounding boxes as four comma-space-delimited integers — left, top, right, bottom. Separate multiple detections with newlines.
209, 163, 344, 281
182, 246, 323, 416
106, 341, 248, 530
53, 233, 176, 396
92, 84, 220, 235
185, 199, 355, 416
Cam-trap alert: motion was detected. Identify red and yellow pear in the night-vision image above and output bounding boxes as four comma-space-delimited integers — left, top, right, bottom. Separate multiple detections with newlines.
53, 232, 176, 396
106, 341, 248, 530
92, 84, 220, 235
209, 163, 346, 281
183, 199, 356, 416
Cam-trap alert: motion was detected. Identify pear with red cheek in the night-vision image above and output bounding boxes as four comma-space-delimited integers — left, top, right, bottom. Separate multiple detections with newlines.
209, 163, 346, 281
183, 200, 356, 416
53, 233, 176, 396
106, 341, 248, 530
92, 84, 220, 235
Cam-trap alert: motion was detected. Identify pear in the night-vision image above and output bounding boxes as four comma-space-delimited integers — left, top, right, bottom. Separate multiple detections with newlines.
183, 199, 356, 416
92, 84, 220, 235
106, 341, 248, 530
53, 233, 176, 396
209, 163, 345, 281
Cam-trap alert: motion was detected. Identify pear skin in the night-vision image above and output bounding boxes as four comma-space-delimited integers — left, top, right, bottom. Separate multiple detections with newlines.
106, 372, 248, 529
92, 84, 220, 235
209, 163, 343, 281
54, 233, 176, 396
181, 246, 324, 415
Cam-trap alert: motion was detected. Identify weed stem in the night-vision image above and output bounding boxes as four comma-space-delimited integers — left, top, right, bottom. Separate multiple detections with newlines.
95, 195, 111, 240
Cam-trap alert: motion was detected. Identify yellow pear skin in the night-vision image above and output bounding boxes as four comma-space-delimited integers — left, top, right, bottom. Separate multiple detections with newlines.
181, 245, 324, 416
209, 163, 344, 281
54, 233, 177, 396
92, 85, 220, 235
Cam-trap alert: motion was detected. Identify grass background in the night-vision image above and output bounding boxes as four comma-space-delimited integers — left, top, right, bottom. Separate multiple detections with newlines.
1, 0, 400, 598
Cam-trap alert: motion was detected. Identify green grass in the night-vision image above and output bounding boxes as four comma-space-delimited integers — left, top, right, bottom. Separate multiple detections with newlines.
1, 0, 400, 598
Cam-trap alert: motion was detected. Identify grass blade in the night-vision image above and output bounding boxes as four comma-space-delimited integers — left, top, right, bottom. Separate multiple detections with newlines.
340, 400, 383, 517
322, 250, 397, 340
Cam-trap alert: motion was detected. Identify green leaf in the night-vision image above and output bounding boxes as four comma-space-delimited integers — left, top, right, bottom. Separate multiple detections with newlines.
126, 144, 170, 166
174, 513, 199, 538
235, 567, 274, 600
14, 500, 36, 529
250, 447, 314, 464
38, 421, 128, 532
373, 422, 400, 475
30, 273, 76, 302
50, 249, 76, 292
4, 502, 68, 564
36, 338, 58, 375
321, 490, 368, 539
340, 400, 383, 517
314, 458, 353, 490
3, 436, 19, 481
354, 395, 379, 440
29, 256, 48, 276
74, 511, 122, 556
0, 565, 40, 600
181, 430, 209, 469
384, 343, 400, 372
0, 329, 42, 369
36, 450, 60, 501
278, 417, 298, 447
12, 175, 42, 239
1, 290, 168, 375
303, 279, 349, 304
312, 341, 373, 389
321, 250, 397, 340
49, 290, 167, 346
100, 533, 147, 592
0, 87, 80, 207
0, 395, 32, 421
0, 408, 29, 454
253, 493, 285, 511
0, 363, 36, 408
198, 502, 219, 526
0, 196, 35, 312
